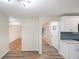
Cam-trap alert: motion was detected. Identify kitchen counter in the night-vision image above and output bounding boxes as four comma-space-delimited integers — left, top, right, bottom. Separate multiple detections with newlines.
61, 40, 79, 44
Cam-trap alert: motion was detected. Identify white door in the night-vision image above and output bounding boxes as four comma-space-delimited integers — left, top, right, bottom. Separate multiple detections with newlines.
50, 21, 59, 50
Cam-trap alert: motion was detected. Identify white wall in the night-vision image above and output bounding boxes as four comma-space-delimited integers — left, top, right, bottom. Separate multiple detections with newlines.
9, 17, 21, 43
9, 25, 21, 43
0, 14, 9, 58
18, 17, 39, 51
50, 21, 60, 50
39, 16, 59, 25
39, 16, 53, 25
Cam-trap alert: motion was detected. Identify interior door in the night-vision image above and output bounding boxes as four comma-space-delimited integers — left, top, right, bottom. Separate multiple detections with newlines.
50, 22, 59, 50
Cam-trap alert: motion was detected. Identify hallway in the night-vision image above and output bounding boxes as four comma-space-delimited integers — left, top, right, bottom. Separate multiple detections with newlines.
2, 41, 64, 59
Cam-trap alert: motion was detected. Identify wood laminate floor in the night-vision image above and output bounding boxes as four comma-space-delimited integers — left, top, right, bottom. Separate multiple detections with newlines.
9, 38, 21, 54
2, 41, 64, 59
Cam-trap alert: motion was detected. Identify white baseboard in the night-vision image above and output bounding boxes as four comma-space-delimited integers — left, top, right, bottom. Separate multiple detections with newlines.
22, 49, 40, 55
22, 49, 39, 51
0, 49, 9, 59
39, 51, 42, 54
59, 51, 65, 58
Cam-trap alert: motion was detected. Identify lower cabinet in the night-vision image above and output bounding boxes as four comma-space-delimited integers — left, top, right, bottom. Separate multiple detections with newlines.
60, 40, 79, 59
60, 41, 69, 59
68, 45, 79, 59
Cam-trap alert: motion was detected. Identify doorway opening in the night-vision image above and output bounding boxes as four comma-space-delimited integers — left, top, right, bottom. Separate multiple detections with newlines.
41, 21, 64, 59
41, 21, 59, 53
42, 22, 51, 52
9, 18, 22, 54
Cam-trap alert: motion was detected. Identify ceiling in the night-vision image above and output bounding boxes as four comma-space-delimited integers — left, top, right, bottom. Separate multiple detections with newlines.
0, 0, 79, 17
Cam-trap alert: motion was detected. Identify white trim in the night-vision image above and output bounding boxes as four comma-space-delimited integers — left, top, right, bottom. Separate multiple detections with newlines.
59, 51, 65, 58
0, 49, 9, 59
22, 49, 39, 51
39, 51, 42, 54
22, 49, 40, 54
38, 18, 42, 54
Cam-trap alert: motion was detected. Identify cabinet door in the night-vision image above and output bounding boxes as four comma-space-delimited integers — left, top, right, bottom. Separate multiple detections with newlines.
75, 45, 79, 59
70, 17, 78, 32
64, 17, 72, 32
60, 17, 65, 32
60, 16, 72, 32
60, 16, 79, 32
69, 45, 79, 59
60, 41, 69, 59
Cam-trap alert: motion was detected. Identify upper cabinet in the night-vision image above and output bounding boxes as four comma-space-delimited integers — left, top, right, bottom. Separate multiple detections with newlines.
60, 16, 79, 32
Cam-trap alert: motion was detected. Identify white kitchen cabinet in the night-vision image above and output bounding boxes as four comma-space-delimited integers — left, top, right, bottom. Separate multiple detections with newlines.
68, 44, 79, 59
60, 16, 79, 32
60, 40, 79, 59
60, 41, 69, 59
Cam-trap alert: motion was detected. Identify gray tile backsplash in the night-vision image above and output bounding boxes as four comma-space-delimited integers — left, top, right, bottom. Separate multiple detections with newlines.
61, 32, 79, 40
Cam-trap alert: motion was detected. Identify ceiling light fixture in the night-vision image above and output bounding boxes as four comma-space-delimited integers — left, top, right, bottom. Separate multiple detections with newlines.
7, 0, 13, 2
7, 0, 31, 7
18, 0, 31, 7
8, 0, 11, 1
